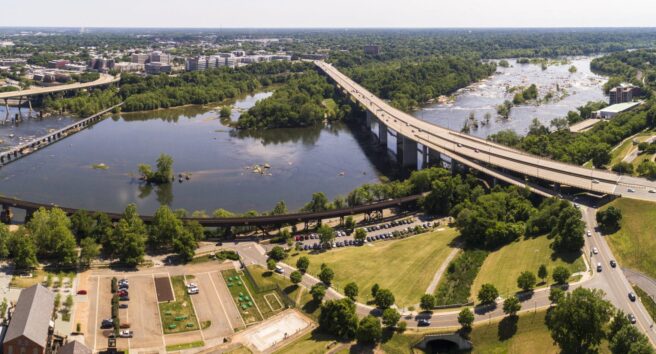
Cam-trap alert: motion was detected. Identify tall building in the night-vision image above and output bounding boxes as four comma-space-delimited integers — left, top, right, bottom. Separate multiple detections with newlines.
185, 57, 207, 72
609, 83, 639, 105
131, 53, 149, 64
145, 62, 172, 75
149, 51, 170, 64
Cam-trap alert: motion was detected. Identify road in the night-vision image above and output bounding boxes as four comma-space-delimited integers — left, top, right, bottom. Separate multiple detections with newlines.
0, 74, 119, 100
315, 61, 656, 202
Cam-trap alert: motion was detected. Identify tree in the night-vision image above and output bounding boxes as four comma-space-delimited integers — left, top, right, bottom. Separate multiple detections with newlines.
551, 206, 585, 252
26, 207, 76, 265
503, 296, 521, 317
371, 283, 380, 298
296, 256, 309, 273
612, 162, 634, 174
610, 324, 654, 354
219, 106, 232, 118
271, 200, 288, 216
597, 207, 622, 233
374, 288, 395, 309
149, 205, 184, 249
318, 298, 358, 339
552, 266, 571, 285
303, 192, 330, 212
79, 237, 101, 267
545, 288, 612, 353
458, 308, 474, 329
591, 144, 611, 168
9, 230, 37, 270
420, 294, 436, 312
319, 266, 335, 285
344, 216, 355, 229
172, 228, 197, 262
267, 258, 277, 271
356, 315, 382, 345
517, 271, 537, 292
268, 246, 286, 261
290, 270, 302, 285
317, 225, 335, 247
0, 224, 10, 259
70, 210, 95, 241
549, 287, 565, 304
538, 264, 548, 284
354, 228, 367, 241
344, 282, 359, 301
477, 283, 499, 305
113, 219, 146, 267
382, 308, 400, 328
311, 283, 326, 302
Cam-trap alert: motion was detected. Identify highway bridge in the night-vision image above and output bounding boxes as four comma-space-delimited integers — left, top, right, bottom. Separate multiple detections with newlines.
315, 61, 656, 202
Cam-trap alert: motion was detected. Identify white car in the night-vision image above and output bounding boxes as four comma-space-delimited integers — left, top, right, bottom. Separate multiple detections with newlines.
187, 286, 199, 295
593, 247, 599, 254
649, 189, 656, 193
592, 179, 600, 184
186, 283, 198, 289
119, 330, 133, 338
586, 230, 592, 237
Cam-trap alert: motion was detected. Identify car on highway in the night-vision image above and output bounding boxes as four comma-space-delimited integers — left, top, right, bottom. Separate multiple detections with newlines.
627, 188, 635, 193
119, 330, 133, 338
592, 179, 600, 184
593, 247, 599, 254
417, 319, 431, 327
586, 230, 592, 237
629, 292, 637, 302
597, 263, 602, 272
610, 260, 617, 268
650, 189, 656, 193
628, 313, 637, 324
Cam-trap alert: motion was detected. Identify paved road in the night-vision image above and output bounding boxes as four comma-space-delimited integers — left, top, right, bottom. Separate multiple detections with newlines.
624, 268, 656, 301
0, 74, 119, 100
316, 61, 656, 202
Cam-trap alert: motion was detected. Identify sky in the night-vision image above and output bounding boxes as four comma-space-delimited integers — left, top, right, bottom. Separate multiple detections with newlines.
3, 0, 656, 28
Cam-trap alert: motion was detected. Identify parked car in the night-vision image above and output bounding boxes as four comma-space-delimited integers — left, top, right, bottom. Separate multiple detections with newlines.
77, 290, 87, 295
119, 304, 128, 309
187, 286, 199, 295
101, 319, 113, 329
119, 296, 129, 301
275, 265, 284, 274
119, 330, 133, 338
629, 292, 637, 302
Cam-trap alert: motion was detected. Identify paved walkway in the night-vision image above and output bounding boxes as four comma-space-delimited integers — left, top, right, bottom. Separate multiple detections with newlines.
425, 247, 461, 295
624, 268, 656, 300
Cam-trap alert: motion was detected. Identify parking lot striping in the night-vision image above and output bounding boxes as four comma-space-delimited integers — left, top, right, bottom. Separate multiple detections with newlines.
151, 274, 167, 348
184, 275, 205, 342
167, 272, 176, 302
93, 276, 100, 351
209, 272, 240, 331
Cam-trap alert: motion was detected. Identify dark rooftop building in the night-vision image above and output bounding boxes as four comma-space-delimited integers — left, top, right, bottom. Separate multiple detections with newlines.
58, 340, 92, 354
3, 284, 54, 354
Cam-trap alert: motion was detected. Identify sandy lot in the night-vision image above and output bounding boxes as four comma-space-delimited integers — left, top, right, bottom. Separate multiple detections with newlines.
190, 272, 234, 339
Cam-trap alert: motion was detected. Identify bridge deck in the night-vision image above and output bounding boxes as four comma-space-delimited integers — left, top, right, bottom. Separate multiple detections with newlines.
0, 74, 119, 100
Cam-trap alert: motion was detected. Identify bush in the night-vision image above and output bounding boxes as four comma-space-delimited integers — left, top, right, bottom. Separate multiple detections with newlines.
435, 250, 488, 305
215, 250, 240, 261
552, 266, 572, 285
111, 277, 118, 293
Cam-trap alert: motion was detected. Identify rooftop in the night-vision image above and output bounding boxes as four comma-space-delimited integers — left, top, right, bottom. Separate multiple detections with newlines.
599, 101, 642, 114
4, 284, 55, 348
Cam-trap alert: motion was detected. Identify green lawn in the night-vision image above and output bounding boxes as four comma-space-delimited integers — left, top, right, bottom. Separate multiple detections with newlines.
634, 286, 656, 322
601, 198, 656, 279
222, 269, 264, 324
287, 228, 459, 307
472, 235, 585, 298
159, 276, 200, 334
632, 153, 655, 169
609, 138, 637, 167
166, 341, 204, 352
274, 330, 343, 354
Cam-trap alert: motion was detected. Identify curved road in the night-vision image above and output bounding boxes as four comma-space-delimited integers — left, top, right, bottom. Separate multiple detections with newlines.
0, 73, 119, 100
315, 61, 656, 202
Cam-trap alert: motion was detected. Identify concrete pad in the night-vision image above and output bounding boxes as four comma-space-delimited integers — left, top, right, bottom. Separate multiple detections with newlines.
243, 311, 311, 352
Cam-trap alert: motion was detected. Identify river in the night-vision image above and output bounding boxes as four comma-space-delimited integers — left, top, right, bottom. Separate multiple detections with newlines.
413, 57, 607, 137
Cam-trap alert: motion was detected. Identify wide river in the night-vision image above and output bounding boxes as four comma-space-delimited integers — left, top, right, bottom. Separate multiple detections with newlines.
0, 57, 606, 215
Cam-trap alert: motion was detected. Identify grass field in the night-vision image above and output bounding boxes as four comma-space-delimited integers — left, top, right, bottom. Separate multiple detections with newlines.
634, 286, 656, 322
222, 269, 264, 324
159, 276, 200, 334
287, 228, 459, 307
10, 270, 76, 289
274, 330, 342, 354
247, 265, 319, 319
632, 152, 655, 169
609, 138, 637, 167
166, 341, 204, 352
601, 198, 656, 279
472, 235, 585, 298
223, 268, 288, 324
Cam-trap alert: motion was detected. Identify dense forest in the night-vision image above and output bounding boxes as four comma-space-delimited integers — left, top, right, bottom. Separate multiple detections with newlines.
344, 57, 496, 111
591, 49, 656, 93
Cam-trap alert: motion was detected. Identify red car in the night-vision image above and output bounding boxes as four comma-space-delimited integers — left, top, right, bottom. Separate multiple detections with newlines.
118, 290, 128, 297
77, 290, 87, 295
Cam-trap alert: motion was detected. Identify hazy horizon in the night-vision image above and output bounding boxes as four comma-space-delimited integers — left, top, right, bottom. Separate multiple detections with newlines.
4, 0, 656, 29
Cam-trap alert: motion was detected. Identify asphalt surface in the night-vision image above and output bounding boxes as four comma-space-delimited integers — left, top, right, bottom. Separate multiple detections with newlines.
316, 60, 656, 203
0, 73, 119, 99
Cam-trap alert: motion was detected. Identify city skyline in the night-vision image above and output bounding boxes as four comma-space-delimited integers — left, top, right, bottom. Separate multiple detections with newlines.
3, 0, 656, 28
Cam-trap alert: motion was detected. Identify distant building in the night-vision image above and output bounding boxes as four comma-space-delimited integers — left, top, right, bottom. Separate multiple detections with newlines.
58, 340, 91, 354
48, 60, 69, 69
145, 62, 172, 75
3, 285, 55, 354
299, 53, 328, 60
0, 59, 26, 66
185, 57, 207, 72
131, 53, 149, 64
595, 101, 642, 119
609, 83, 640, 105
232, 50, 246, 57
88, 58, 114, 72
113, 62, 144, 73
364, 45, 381, 55
64, 63, 87, 72
149, 51, 170, 64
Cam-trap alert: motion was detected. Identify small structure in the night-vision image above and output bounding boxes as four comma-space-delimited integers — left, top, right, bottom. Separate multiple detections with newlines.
609, 83, 640, 105
595, 101, 642, 119
57, 340, 92, 354
3, 284, 55, 354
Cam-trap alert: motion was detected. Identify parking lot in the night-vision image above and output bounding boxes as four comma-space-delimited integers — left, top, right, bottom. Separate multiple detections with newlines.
293, 215, 441, 251
85, 266, 245, 353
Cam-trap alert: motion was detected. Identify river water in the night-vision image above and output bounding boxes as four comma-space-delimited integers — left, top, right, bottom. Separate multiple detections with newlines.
413, 57, 607, 137
0, 57, 607, 215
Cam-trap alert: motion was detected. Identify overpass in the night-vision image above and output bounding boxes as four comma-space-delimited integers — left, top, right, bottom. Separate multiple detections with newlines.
1, 73, 119, 119
315, 61, 656, 202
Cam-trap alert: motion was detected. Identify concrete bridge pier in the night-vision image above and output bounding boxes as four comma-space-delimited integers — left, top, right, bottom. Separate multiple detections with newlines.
0, 205, 12, 224
3, 99, 8, 122
428, 149, 442, 167
365, 110, 373, 130
24, 208, 35, 223
27, 97, 33, 117
378, 121, 388, 146
400, 135, 418, 169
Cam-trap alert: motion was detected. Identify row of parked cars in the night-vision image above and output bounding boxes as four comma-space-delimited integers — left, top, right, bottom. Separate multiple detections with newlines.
294, 229, 352, 242
100, 278, 133, 338
363, 218, 415, 232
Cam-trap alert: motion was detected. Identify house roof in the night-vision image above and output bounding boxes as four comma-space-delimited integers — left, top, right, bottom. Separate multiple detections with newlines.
4, 284, 54, 348
600, 101, 642, 114
58, 340, 92, 354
